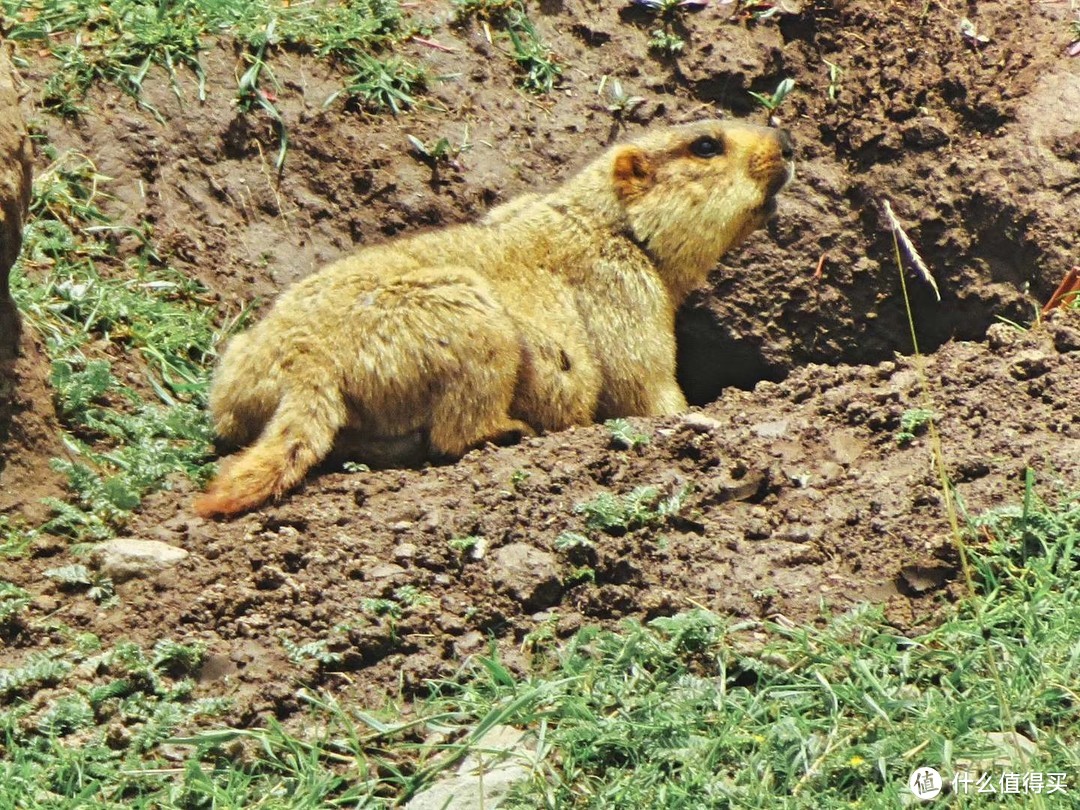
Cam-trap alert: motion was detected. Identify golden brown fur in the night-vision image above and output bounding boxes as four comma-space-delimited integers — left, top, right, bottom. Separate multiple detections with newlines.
195, 120, 794, 517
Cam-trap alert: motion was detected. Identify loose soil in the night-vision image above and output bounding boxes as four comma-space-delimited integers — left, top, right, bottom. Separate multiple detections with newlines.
3, 1, 1079, 724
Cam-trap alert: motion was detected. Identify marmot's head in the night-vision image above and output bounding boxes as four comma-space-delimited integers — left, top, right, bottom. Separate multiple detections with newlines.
610, 120, 794, 294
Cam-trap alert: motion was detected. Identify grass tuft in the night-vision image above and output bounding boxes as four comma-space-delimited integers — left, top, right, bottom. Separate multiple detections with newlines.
11, 150, 229, 540
1, 0, 424, 158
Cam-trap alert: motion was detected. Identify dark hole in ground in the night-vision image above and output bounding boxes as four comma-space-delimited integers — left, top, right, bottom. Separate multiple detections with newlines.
676, 304, 786, 405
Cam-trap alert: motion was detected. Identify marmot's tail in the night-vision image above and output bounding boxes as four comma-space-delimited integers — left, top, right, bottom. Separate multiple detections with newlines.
194, 386, 347, 518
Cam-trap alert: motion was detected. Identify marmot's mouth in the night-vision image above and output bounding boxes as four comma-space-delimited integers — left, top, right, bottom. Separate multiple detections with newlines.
761, 160, 795, 218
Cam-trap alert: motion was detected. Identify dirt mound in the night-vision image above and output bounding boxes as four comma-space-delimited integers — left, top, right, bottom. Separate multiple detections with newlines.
5, 0, 1079, 722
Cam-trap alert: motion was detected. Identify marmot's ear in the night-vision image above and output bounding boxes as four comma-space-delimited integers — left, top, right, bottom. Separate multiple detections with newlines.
612, 146, 654, 201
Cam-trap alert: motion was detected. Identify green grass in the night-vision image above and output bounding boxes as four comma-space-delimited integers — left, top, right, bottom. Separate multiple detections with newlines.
454, 0, 561, 93
2, 478, 1073, 807
2, 0, 425, 168
0, 635, 232, 809
10, 149, 230, 541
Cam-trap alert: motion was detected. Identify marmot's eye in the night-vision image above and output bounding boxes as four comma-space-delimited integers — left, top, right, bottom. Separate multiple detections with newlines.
689, 136, 724, 158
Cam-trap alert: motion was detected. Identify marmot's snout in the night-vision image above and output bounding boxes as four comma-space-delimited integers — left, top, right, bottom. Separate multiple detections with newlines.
765, 128, 796, 199
777, 128, 795, 161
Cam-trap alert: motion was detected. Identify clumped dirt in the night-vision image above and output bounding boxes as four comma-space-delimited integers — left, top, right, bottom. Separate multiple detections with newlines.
4, 1, 1080, 723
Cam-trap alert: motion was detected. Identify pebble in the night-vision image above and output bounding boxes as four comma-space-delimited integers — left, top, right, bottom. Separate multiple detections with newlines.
91, 538, 188, 583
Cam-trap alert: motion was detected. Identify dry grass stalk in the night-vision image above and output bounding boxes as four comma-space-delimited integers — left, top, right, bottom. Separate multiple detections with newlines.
882, 199, 941, 302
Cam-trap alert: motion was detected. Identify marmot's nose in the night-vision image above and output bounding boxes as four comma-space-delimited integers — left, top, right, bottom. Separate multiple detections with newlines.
776, 129, 795, 160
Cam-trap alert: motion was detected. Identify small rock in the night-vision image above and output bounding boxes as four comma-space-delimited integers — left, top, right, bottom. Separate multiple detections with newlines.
1009, 350, 1050, 380
828, 430, 867, 465
711, 465, 767, 503
253, 565, 287, 590
186, 519, 216, 546
393, 543, 418, 562
454, 630, 486, 656
751, 419, 789, 439
91, 538, 188, 583
30, 595, 59, 613
1049, 319, 1080, 353
469, 535, 489, 561
367, 562, 406, 580
406, 725, 537, 810
680, 412, 723, 433
197, 653, 238, 684
900, 116, 950, 149
491, 543, 562, 612
898, 564, 954, 595
986, 322, 1020, 352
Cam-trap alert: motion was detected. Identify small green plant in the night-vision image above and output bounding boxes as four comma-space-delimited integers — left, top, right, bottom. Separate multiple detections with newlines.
554, 531, 594, 552
0, 652, 73, 697
454, 1, 560, 92
0, 517, 37, 557
152, 639, 207, 675
0, 582, 31, 632
574, 484, 690, 535
361, 597, 401, 619
748, 77, 795, 113
328, 52, 426, 114
3, 0, 421, 124
361, 585, 432, 622
342, 460, 371, 473
42, 563, 116, 604
649, 26, 685, 56
11, 150, 227, 540
282, 637, 344, 667
823, 58, 843, 102
235, 19, 288, 172
452, 0, 519, 19
448, 534, 482, 559
631, 0, 707, 57
393, 584, 433, 609
505, 10, 561, 93
521, 612, 560, 654
896, 407, 936, 446
605, 417, 650, 450
565, 565, 596, 585
36, 695, 96, 737
406, 128, 472, 171
599, 77, 646, 119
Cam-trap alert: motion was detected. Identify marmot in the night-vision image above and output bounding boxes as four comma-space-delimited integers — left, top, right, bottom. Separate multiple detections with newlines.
194, 120, 794, 517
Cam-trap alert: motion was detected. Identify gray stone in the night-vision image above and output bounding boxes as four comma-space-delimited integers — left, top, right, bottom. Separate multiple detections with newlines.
680, 412, 723, 433
491, 543, 562, 612
92, 538, 189, 583
405, 725, 537, 810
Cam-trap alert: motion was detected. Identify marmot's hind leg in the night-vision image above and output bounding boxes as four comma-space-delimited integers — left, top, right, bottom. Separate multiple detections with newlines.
206, 331, 280, 448
425, 309, 536, 458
